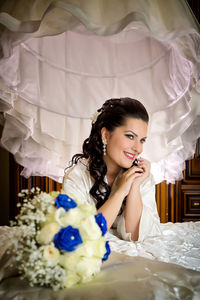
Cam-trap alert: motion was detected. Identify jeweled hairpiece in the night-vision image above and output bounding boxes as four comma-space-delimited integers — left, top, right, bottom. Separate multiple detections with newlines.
91, 108, 104, 124
91, 111, 101, 124
91, 101, 115, 124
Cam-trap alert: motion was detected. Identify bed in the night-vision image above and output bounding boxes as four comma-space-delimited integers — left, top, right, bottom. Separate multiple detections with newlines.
1, 223, 200, 300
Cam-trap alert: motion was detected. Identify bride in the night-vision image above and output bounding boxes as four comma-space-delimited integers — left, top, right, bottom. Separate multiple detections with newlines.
63, 97, 161, 242
63, 97, 200, 272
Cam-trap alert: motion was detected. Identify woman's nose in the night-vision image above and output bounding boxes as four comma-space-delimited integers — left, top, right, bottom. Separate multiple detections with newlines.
132, 140, 142, 154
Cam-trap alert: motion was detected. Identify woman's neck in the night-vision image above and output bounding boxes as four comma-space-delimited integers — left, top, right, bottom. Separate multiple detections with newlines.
104, 159, 121, 187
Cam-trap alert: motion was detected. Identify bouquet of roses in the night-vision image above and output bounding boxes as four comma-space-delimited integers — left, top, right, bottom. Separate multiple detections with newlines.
12, 188, 110, 290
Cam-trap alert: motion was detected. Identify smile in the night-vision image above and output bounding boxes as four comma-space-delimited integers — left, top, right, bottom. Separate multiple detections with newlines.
124, 152, 135, 160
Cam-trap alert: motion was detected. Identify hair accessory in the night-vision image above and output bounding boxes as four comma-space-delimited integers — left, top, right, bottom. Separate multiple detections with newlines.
103, 141, 107, 156
91, 110, 102, 124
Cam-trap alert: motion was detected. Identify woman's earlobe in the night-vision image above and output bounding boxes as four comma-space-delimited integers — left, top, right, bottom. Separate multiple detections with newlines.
101, 127, 107, 141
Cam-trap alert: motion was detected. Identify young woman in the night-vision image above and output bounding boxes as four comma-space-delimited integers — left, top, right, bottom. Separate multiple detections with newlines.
63, 98, 161, 241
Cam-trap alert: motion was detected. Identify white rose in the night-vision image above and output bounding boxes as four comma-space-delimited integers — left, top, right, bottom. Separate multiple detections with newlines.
75, 241, 95, 257
91, 238, 107, 258
75, 238, 106, 258
79, 215, 102, 241
47, 205, 57, 214
76, 257, 102, 282
41, 206, 57, 226
60, 252, 81, 271
64, 271, 80, 288
55, 207, 66, 226
78, 202, 96, 216
36, 222, 60, 245
43, 245, 60, 266
49, 191, 59, 198
59, 207, 84, 227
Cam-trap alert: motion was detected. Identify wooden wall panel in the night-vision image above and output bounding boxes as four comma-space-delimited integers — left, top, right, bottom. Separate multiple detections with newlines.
156, 181, 169, 223
9, 155, 62, 220
184, 158, 200, 183
156, 142, 200, 223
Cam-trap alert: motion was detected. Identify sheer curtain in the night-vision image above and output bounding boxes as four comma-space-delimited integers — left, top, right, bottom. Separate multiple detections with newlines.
0, 0, 199, 183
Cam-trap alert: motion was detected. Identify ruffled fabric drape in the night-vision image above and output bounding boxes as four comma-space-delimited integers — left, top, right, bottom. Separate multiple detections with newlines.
0, 0, 199, 183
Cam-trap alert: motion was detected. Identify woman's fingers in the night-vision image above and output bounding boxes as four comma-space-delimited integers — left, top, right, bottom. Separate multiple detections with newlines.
118, 167, 143, 196
127, 171, 143, 181
118, 159, 151, 196
138, 158, 150, 172
127, 166, 144, 174
123, 168, 143, 184
134, 158, 151, 182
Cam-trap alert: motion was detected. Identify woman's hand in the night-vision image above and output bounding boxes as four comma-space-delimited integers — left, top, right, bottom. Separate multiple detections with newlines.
98, 166, 143, 230
131, 158, 151, 188
116, 165, 144, 198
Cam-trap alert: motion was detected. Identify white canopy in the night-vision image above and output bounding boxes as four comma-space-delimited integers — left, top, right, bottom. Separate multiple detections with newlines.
0, 0, 199, 183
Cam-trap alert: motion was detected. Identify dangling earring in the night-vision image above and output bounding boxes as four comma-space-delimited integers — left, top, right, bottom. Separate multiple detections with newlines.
103, 141, 107, 156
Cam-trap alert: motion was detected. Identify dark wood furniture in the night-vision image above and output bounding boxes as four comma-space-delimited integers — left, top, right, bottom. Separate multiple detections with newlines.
156, 140, 200, 222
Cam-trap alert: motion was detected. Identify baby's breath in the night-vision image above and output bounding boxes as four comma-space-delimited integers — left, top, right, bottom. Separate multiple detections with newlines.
12, 188, 66, 290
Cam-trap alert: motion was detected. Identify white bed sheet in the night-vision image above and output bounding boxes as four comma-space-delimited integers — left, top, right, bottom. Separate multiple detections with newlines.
0, 224, 200, 300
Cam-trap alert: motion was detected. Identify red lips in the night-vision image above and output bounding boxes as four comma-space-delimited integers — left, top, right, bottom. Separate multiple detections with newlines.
124, 151, 136, 160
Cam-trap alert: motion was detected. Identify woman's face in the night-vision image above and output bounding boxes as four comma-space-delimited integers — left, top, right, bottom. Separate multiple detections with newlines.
102, 117, 148, 172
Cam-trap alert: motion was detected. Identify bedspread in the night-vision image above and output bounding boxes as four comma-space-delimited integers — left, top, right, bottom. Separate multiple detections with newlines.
0, 224, 200, 300
109, 221, 200, 272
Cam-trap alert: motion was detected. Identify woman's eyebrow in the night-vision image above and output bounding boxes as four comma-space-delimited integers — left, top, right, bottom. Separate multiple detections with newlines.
124, 130, 137, 136
124, 130, 147, 139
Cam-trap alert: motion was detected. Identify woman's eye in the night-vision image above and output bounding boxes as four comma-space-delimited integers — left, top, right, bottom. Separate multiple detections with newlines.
141, 139, 146, 144
125, 134, 134, 140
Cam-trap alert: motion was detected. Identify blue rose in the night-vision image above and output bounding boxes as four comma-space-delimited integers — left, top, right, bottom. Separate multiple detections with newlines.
55, 194, 77, 211
54, 226, 82, 252
102, 241, 111, 261
95, 213, 107, 236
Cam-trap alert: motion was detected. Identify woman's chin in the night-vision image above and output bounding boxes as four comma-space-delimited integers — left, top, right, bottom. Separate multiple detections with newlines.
120, 160, 133, 169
